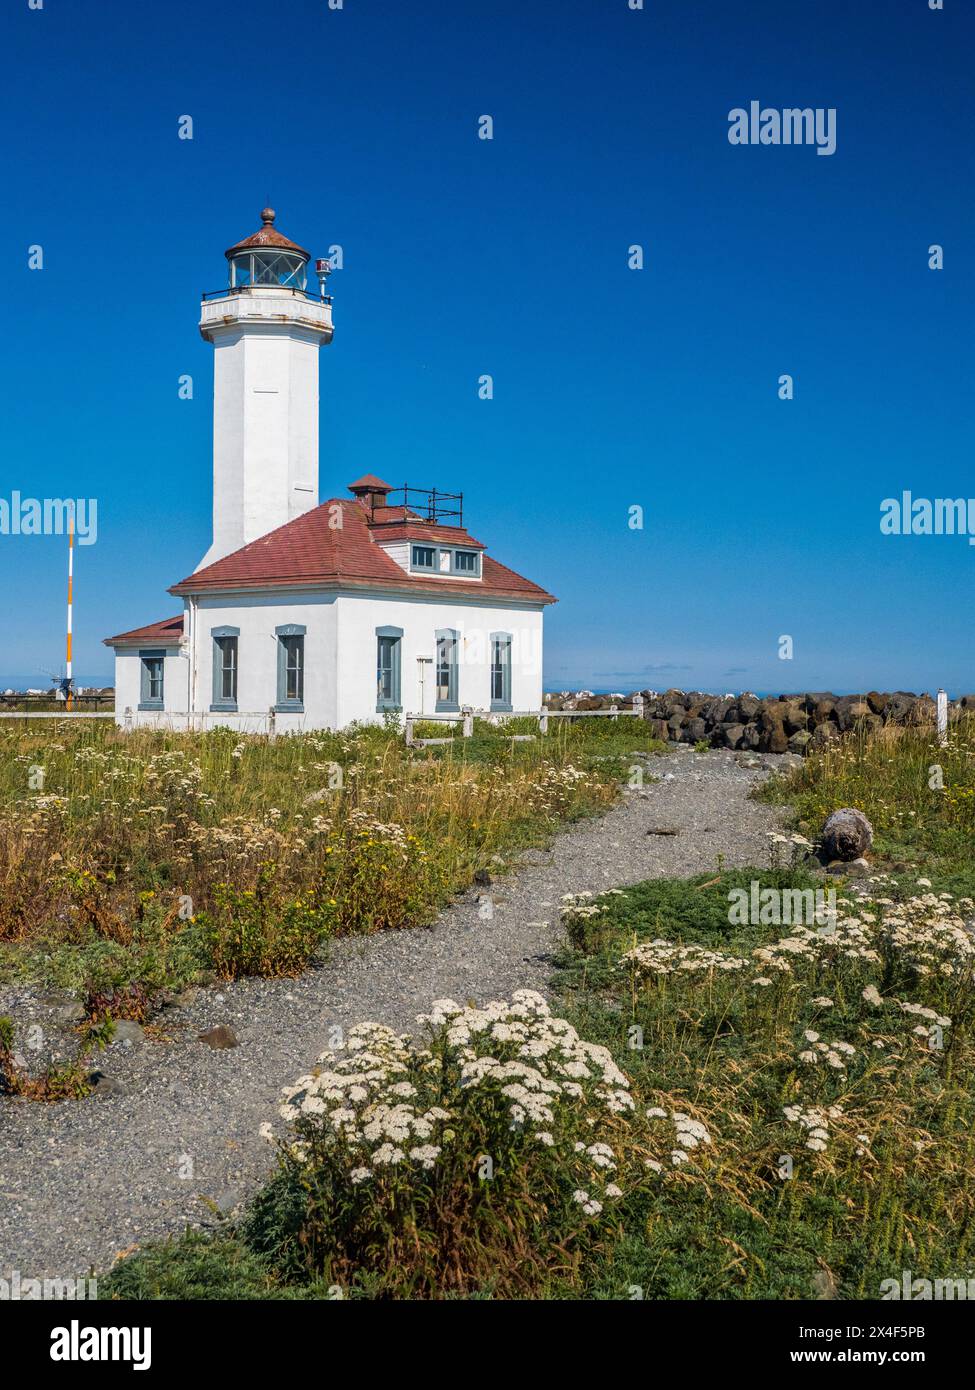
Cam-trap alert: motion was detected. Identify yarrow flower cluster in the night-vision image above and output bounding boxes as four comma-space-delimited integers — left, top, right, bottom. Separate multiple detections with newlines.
783, 1103, 844, 1153
645, 1105, 713, 1169
621, 940, 749, 977
797, 1029, 857, 1071
266, 991, 633, 1216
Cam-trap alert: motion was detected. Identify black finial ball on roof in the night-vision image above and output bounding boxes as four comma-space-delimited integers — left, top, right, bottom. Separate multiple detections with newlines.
261, 207, 276, 225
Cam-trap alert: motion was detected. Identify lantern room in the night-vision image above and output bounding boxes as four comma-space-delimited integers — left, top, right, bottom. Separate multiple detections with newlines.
224, 207, 311, 291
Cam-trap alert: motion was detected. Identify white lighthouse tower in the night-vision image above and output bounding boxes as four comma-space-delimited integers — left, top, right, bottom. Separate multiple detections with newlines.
197, 208, 333, 568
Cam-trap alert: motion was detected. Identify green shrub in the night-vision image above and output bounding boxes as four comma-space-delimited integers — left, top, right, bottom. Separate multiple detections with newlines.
248, 991, 642, 1298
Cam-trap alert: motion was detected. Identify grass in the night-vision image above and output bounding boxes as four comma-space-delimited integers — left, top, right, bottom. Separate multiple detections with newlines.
97, 719, 975, 1300
101, 862, 975, 1300
0, 715, 662, 1011
756, 715, 975, 895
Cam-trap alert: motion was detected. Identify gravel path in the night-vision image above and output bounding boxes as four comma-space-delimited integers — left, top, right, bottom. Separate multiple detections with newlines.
0, 747, 789, 1280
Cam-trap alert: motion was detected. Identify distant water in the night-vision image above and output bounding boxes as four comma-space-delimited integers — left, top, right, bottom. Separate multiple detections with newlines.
550, 687, 946, 699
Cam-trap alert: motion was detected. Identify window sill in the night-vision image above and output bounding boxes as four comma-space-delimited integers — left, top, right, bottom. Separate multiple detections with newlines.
138, 702, 164, 712
274, 702, 304, 714
490, 702, 513, 713
435, 702, 460, 713
210, 702, 238, 713
376, 704, 402, 715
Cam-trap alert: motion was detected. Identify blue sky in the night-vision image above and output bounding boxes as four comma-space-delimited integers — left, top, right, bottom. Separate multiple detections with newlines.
1, 0, 972, 694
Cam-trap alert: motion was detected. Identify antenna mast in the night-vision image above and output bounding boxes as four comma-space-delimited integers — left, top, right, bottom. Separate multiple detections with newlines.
65, 513, 74, 710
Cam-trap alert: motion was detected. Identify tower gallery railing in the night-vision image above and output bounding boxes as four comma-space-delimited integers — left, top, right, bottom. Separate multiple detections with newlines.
201, 286, 332, 305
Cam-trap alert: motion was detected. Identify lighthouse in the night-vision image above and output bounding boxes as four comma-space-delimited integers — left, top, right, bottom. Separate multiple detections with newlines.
197, 208, 333, 568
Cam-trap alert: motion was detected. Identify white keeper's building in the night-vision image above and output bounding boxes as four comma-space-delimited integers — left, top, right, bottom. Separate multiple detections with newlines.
105, 209, 555, 732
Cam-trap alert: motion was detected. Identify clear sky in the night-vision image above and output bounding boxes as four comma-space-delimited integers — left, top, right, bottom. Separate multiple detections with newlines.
1, 0, 972, 694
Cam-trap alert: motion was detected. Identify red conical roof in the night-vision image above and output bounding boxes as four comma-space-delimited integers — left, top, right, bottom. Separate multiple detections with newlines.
224, 207, 310, 260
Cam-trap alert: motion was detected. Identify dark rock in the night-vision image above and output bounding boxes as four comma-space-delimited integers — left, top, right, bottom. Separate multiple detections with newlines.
906, 696, 936, 725
883, 692, 916, 722
763, 721, 789, 754
788, 730, 813, 755
783, 704, 809, 735
835, 698, 872, 732
721, 722, 746, 750
686, 717, 708, 743
198, 1025, 239, 1050
87, 1071, 124, 1098
738, 693, 761, 720
810, 722, 839, 751
473, 868, 492, 887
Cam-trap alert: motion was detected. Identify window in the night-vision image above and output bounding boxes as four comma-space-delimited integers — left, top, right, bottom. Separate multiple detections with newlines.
411, 545, 436, 570
211, 628, 239, 711
435, 629, 459, 710
376, 626, 403, 712
490, 632, 512, 711
275, 625, 306, 711
453, 549, 480, 575
139, 650, 165, 710
282, 637, 303, 702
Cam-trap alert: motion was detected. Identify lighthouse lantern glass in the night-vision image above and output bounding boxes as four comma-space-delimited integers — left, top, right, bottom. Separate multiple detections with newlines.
230, 251, 307, 291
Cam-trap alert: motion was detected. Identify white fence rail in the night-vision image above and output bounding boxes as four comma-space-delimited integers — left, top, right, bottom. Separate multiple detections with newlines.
404, 697, 644, 745
0, 711, 116, 720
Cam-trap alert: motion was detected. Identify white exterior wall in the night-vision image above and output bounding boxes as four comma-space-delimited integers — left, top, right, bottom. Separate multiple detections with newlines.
190, 590, 339, 733
198, 290, 332, 570
113, 647, 189, 726
334, 591, 544, 727
113, 590, 544, 732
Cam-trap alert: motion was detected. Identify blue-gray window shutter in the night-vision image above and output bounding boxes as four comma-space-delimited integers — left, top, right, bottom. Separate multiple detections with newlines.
490, 631, 512, 710
275, 624, 306, 710
435, 628, 459, 711
139, 649, 165, 710
376, 625, 403, 711
211, 626, 240, 710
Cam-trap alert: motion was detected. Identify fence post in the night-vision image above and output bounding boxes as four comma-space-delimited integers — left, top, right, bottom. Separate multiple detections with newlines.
610, 703, 618, 721
123, 706, 133, 733
633, 694, 644, 720
462, 706, 473, 738
268, 706, 276, 740
539, 709, 548, 734
405, 713, 414, 745
937, 688, 948, 746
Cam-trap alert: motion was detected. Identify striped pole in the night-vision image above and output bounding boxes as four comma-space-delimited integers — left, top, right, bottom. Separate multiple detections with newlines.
65, 513, 74, 711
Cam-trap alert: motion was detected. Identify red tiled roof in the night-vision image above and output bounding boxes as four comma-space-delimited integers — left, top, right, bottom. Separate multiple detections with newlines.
224, 208, 309, 261
169, 500, 555, 603
370, 518, 486, 548
104, 614, 184, 648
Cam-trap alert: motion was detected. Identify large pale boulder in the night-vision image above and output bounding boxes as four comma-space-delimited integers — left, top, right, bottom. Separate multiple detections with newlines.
821, 808, 873, 861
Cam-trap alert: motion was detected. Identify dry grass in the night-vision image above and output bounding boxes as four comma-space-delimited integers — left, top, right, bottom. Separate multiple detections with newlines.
0, 717, 659, 999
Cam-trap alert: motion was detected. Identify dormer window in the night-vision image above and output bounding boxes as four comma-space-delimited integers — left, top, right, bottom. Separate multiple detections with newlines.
405, 544, 482, 578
